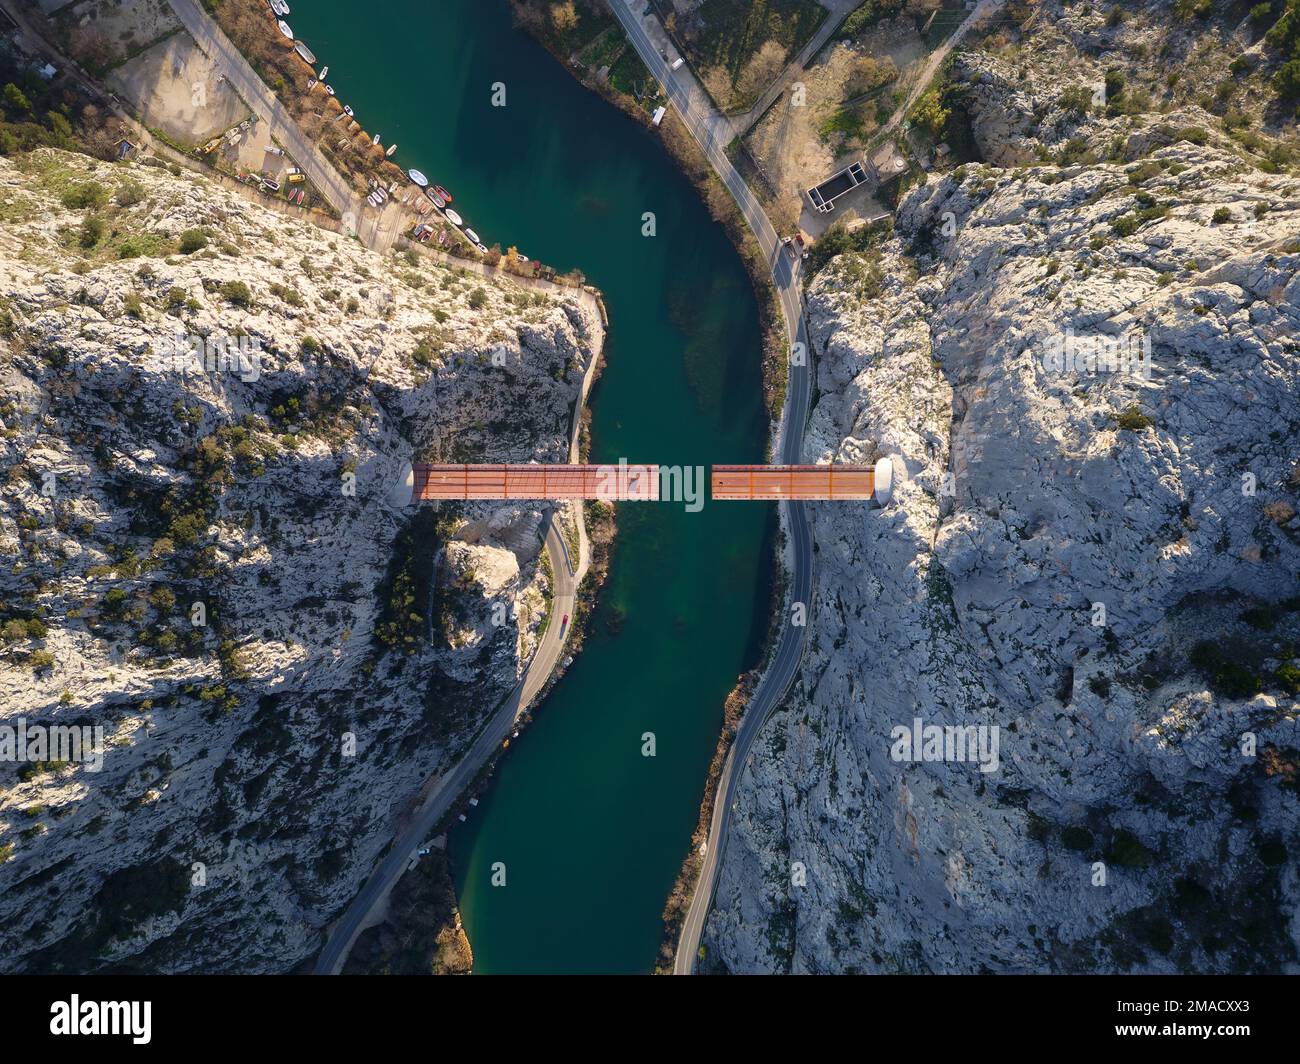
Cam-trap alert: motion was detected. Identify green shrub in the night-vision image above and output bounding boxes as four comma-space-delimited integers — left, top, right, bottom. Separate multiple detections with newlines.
1105, 829, 1153, 868
3, 82, 32, 115
115, 181, 145, 207
61, 181, 107, 209
78, 214, 104, 249
468, 287, 488, 310
1059, 86, 1093, 115
1277, 662, 1300, 694
1275, 58, 1300, 100
1111, 214, 1139, 237
412, 337, 438, 368
218, 280, 253, 308
1114, 404, 1153, 431
1190, 640, 1260, 698
179, 229, 208, 254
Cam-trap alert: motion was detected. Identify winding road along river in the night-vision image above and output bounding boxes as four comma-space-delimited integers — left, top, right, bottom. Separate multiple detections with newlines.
289, 0, 774, 971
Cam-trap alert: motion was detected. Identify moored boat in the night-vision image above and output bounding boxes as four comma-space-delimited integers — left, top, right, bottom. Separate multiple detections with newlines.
294, 41, 316, 64
386, 143, 398, 157
408, 168, 428, 186
444, 208, 463, 227
277, 20, 293, 40
433, 184, 452, 203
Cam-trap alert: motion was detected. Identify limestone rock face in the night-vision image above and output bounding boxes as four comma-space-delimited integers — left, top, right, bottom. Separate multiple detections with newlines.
706, 36, 1300, 973
0, 150, 601, 972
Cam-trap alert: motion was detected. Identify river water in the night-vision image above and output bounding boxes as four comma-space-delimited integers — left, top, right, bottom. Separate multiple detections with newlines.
289, 0, 772, 973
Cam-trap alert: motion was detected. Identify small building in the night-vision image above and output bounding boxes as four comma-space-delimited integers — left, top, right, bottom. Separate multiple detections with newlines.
651, 106, 666, 127
806, 160, 867, 214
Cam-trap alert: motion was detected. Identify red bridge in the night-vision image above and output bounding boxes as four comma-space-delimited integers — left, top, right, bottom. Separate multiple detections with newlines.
711, 465, 875, 501
413, 463, 660, 501
410, 463, 881, 502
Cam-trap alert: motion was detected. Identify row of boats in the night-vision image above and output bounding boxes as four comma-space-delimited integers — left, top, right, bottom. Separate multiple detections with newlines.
259, 0, 489, 251
405, 170, 488, 253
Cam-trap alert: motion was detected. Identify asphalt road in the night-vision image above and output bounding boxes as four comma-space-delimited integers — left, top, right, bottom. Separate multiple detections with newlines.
601, 1, 816, 976
312, 513, 578, 974
165, 0, 371, 235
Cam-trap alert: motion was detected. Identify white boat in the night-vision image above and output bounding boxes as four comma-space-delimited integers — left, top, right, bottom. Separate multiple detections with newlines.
372, 132, 381, 145
295, 41, 316, 65
464, 228, 480, 244
407, 168, 428, 187
325, 85, 335, 96
444, 209, 463, 227
474, 242, 488, 254
343, 105, 353, 117
319, 66, 328, 79
268, 0, 289, 14
277, 20, 293, 40
386, 143, 397, 157
307, 77, 317, 89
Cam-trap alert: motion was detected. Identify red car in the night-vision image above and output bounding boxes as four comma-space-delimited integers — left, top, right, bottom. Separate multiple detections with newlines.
561, 614, 569, 628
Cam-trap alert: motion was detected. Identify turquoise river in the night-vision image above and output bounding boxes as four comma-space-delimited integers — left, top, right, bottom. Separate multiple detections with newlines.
290, 0, 773, 972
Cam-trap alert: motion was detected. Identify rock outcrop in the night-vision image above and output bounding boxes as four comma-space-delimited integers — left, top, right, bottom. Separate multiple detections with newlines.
706, 13, 1300, 973
0, 149, 601, 972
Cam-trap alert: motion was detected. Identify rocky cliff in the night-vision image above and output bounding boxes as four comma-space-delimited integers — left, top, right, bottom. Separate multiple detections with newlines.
0, 148, 601, 972
705, 3, 1300, 974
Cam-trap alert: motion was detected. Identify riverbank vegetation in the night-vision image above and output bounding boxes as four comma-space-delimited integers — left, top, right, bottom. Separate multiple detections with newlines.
0, 49, 126, 159
511, 9, 790, 422
203, 0, 405, 193
342, 844, 472, 974
661, 110, 788, 420
655, 0, 827, 113
655, 505, 781, 974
